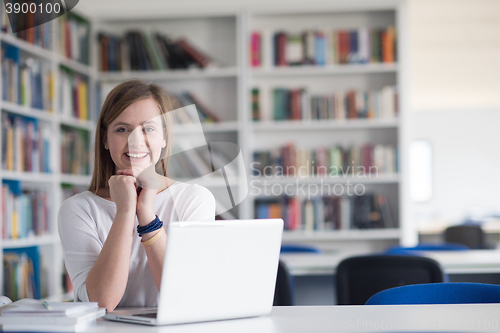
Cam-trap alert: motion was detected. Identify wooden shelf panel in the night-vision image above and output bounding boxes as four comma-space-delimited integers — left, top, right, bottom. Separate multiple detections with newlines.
1, 235, 60, 249
252, 119, 399, 131
1, 101, 54, 121
249, 174, 400, 187
0, 33, 54, 61
251, 63, 398, 77
98, 67, 239, 81
1, 171, 55, 183
282, 228, 401, 241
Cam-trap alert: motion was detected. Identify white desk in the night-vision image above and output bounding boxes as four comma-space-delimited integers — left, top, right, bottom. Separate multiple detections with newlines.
280, 249, 500, 276
88, 304, 500, 332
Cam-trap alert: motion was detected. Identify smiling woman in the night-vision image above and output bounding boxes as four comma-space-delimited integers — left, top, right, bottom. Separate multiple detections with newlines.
57, 80, 216, 311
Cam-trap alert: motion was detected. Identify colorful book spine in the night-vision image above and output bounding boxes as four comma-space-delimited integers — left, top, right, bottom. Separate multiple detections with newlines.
2, 180, 50, 240
1, 9, 52, 50
1, 44, 54, 111
59, 68, 90, 120
58, 13, 90, 65
3, 246, 48, 301
250, 32, 261, 67
60, 127, 90, 175
253, 143, 398, 177
98, 31, 213, 71
2, 113, 51, 173
254, 193, 393, 231
252, 86, 397, 121
250, 26, 396, 67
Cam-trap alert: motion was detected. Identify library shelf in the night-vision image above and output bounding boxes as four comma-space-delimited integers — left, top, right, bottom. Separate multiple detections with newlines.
58, 116, 95, 131
250, 63, 398, 77
0, 33, 53, 61
57, 55, 95, 76
243, 1, 409, 248
282, 228, 401, 242
2, 171, 55, 183
1, 235, 61, 249
59, 174, 92, 186
251, 119, 399, 131
249, 174, 400, 186
1, 101, 54, 121
0, 9, 95, 301
97, 67, 239, 82
174, 121, 239, 134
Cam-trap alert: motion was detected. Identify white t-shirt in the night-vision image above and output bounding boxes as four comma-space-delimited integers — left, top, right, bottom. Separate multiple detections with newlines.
57, 182, 216, 307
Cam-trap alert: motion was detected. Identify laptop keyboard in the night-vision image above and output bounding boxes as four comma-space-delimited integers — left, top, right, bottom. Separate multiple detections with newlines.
133, 312, 158, 318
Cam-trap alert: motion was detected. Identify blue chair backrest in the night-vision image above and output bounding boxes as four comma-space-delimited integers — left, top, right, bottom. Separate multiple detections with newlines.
366, 282, 500, 305
281, 244, 322, 254
385, 243, 469, 255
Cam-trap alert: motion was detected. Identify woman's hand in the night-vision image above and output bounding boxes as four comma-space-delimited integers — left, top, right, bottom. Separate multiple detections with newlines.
109, 170, 138, 215
135, 165, 165, 226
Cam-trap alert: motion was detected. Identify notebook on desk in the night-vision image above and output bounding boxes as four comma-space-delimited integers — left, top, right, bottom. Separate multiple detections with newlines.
104, 219, 284, 326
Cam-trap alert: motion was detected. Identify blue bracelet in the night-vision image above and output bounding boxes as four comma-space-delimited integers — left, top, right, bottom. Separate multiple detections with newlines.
137, 215, 163, 237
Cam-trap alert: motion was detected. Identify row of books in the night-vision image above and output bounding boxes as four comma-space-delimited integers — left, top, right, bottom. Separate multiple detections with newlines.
3, 246, 47, 301
2, 113, 51, 173
59, 67, 90, 120
251, 86, 398, 121
255, 193, 395, 231
252, 143, 398, 177
250, 26, 396, 67
60, 127, 90, 175
0, 2, 52, 49
2, 44, 55, 111
174, 91, 221, 123
58, 13, 90, 65
2, 180, 50, 240
98, 31, 212, 71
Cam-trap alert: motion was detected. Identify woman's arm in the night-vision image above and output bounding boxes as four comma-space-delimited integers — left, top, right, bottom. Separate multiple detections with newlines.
138, 184, 216, 290
85, 209, 135, 310
136, 187, 167, 290
86, 173, 138, 311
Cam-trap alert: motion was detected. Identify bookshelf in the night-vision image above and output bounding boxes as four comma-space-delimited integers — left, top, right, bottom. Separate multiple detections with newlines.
94, 13, 245, 219
1, 0, 411, 300
0, 10, 95, 301
244, 3, 408, 251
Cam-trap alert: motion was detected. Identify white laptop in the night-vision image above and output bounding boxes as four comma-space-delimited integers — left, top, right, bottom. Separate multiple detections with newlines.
104, 218, 284, 326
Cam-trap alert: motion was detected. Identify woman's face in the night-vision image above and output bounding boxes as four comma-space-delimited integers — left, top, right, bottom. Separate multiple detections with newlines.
105, 97, 166, 176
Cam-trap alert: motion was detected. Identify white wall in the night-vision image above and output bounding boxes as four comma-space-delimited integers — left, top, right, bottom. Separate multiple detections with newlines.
407, 0, 500, 228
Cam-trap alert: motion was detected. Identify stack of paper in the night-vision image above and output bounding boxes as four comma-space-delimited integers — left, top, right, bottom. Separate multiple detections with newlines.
0, 298, 106, 332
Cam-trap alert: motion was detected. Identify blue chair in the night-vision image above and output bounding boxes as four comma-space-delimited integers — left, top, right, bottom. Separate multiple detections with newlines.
280, 244, 322, 254
366, 282, 500, 305
385, 243, 469, 255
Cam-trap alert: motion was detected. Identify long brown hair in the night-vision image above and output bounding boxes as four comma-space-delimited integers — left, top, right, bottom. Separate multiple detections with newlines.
88, 80, 178, 193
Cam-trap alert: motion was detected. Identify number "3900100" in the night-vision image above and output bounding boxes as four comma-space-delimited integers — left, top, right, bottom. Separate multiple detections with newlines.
5, 2, 62, 14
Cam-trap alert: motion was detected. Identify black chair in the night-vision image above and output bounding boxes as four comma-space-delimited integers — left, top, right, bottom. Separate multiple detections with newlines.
273, 260, 294, 306
335, 255, 446, 305
444, 224, 486, 249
